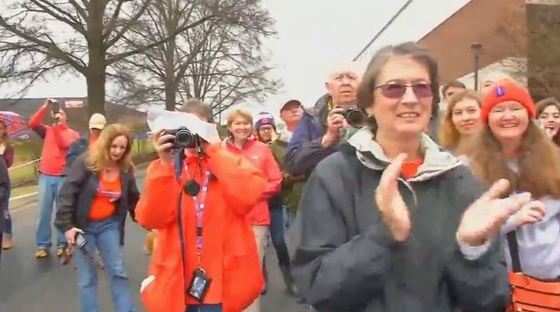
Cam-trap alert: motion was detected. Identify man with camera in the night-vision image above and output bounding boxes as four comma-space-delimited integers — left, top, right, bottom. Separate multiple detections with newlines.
285, 63, 363, 177
29, 99, 79, 259
136, 101, 267, 312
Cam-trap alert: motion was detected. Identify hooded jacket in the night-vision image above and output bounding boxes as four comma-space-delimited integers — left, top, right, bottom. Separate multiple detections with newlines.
292, 127, 509, 312
285, 94, 337, 176
224, 137, 282, 225
136, 145, 267, 312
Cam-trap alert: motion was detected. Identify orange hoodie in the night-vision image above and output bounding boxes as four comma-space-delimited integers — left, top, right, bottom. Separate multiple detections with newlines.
224, 137, 282, 225
136, 144, 267, 312
29, 104, 79, 176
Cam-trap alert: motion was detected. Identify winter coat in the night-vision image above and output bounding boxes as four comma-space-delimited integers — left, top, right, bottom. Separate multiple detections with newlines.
224, 137, 282, 225
136, 144, 267, 312
29, 104, 79, 176
270, 130, 306, 215
285, 94, 336, 177
292, 127, 509, 312
55, 154, 139, 245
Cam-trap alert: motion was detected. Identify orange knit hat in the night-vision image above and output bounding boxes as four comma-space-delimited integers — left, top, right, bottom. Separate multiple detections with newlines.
480, 81, 536, 123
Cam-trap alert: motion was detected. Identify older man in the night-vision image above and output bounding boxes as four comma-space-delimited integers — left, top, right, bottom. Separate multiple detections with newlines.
29, 99, 79, 259
285, 64, 361, 176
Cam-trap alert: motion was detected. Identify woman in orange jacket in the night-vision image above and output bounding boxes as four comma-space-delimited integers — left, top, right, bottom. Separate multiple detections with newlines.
136, 103, 267, 312
223, 109, 282, 311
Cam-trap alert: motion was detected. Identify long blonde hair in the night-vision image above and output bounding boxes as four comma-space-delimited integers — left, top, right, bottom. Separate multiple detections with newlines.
86, 123, 134, 172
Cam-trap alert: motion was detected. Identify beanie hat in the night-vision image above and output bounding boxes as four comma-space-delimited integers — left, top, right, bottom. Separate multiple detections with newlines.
88, 113, 107, 130
480, 81, 536, 123
254, 112, 276, 130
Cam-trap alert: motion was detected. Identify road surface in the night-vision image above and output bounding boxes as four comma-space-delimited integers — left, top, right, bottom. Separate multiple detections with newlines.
0, 167, 306, 312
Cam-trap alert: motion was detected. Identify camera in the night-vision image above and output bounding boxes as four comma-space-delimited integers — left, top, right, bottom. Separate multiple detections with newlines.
163, 127, 200, 149
48, 99, 60, 114
336, 107, 366, 127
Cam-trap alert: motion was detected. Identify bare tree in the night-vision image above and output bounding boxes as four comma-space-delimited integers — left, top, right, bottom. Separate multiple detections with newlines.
113, 0, 280, 113
0, 0, 214, 115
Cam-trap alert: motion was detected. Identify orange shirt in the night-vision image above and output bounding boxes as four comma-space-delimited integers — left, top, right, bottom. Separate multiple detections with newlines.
401, 159, 424, 180
89, 172, 122, 221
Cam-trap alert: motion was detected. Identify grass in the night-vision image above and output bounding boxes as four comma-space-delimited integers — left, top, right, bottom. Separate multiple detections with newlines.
11, 184, 38, 198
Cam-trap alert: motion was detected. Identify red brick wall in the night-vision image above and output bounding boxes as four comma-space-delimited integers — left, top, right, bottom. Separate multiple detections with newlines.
418, 0, 527, 82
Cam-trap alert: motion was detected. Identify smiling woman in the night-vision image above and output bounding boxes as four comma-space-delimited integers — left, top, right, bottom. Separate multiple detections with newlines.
291, 42, 521, 312
536, 97, 560, 146
439, 90, 482, 152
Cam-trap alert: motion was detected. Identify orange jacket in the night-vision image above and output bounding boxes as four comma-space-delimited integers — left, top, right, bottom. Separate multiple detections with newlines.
29, 104, 79, 176
136, 144, 267, 312
224, 137, 282, 225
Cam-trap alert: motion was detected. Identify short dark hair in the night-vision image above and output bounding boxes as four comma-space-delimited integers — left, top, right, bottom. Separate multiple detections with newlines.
357, 42, 440, 133
441, 80, 466, 98
180, 99, 214, 123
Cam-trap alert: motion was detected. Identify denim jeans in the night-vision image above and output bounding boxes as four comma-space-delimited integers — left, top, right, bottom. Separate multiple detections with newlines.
36, 174, 66, 248
73, 217, 135, 312
3, 183, 11, 234
269, 206, 290, 267
186, 304, 222, 312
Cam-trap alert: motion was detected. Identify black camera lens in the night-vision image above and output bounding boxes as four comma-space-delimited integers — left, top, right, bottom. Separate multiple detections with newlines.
175, 129, 197, 148
343, 108, 365, 127
163, 127, 199, 149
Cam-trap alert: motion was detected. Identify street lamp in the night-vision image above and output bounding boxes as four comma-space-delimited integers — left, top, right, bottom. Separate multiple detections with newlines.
471, 42, 483, 91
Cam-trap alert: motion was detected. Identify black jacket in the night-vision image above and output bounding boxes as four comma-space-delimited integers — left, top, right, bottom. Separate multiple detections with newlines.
55, 154, 139, 243
292, 128, 509, 312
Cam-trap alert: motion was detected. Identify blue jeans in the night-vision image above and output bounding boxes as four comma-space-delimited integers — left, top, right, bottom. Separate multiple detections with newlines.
269, 206, 290, 267
36, 174, 66, 248
74, 217, 135, 312
186, 304, 222, 312
3, 183, 11, 234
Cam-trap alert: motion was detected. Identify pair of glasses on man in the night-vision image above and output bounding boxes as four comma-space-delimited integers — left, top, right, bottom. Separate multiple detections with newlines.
375, 82, 432, 99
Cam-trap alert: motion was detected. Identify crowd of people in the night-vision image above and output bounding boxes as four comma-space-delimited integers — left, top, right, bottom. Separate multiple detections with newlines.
1, 40, 560, 312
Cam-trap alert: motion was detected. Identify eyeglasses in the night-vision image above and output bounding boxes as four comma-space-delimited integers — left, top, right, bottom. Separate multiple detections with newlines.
375, 82, 433, 99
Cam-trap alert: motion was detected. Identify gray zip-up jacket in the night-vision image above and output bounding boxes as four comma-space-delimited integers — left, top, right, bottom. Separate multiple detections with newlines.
292, 127, 509, 312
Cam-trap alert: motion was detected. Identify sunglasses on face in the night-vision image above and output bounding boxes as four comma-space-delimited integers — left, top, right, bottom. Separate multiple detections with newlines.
375, 82, 433, 99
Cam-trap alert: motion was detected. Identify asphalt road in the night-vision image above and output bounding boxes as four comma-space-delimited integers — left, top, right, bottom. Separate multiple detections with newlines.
0, 168, 306, 312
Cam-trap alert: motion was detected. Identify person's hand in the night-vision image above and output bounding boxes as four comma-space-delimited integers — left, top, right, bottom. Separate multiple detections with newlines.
321, 107, 347, 148
152, 129, 175, 164
544, 127, 556, 139
65, 227, 84, 245
456, 179, 532, 246
513, 200, 546, 228
375, 153, 411, 242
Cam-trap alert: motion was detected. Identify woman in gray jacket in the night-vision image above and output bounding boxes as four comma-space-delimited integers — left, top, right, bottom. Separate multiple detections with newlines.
291, 42, 531, 312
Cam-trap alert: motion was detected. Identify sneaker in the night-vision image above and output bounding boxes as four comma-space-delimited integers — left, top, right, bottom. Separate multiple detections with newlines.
35, 248, 49, 259
56, 246, 67, 257
2, 233, 14, 250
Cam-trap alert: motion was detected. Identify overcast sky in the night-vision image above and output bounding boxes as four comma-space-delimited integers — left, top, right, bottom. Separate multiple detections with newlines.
0, 0, 471, 117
